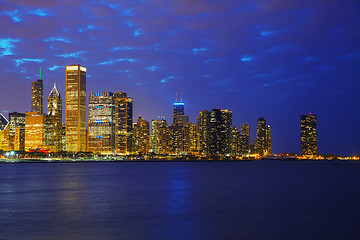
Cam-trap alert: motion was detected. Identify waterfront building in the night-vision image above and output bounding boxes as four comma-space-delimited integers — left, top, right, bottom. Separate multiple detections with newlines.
32, 79, 43, 114
0, 115, 10, 151
173, 102, 189, 126
62, 123, 66, 151
136, 116, 150, 154
151, 117, 169, 154
114, 92, 133, 154
0, 113, 8, 130
230, 126, 240, 156
266, 125, 272, 156
8, 112, 25, 151
301, 114, 317, 156
47, 83, 62, 152
88, 92, 115, 154
25, 112, 51, 151
239, 123, 250, 156
65, 64, 87, 152
255, 117, 266, 156
209, 109, 232, 156
188, 122, 198, 155
197, 110, 210, 156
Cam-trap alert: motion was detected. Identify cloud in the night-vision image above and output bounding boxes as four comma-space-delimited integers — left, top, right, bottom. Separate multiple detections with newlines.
79, 25, 103, 32
134, 28, 142, 37
0, 38, 21, 57
97, 58, 137, 65
56, 51, 85, 58
1, 8, 49, 22
48, 65, 62, 71
14, 58, 43, 67
192, 48, 207, 54
44, 37, 71, 43
241, 56, 255, 62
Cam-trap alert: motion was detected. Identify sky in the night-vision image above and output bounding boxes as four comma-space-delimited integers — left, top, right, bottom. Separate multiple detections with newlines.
0, 0, 359, 155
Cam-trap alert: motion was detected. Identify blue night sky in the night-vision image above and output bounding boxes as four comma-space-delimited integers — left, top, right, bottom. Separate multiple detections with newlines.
0, 0, 359, 155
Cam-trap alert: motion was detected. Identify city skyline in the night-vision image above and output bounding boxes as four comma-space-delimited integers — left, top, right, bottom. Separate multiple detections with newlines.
0, 0, 359, 155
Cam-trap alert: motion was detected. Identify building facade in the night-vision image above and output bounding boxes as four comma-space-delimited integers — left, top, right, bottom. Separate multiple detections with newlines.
114, 92, 133, 154
47, 84, 62, 152
65, 64, 87, 152
136, 116, 150, 154
301, 114, 317, 156
239, 123, 250, 156
25, 112, 51, 151
88, 92, 115, 154
197, 110, 210, 156
209, 109, 232, 156
8, 112, 25, 151
151, 117, 169, 154
32, 79, 43, 114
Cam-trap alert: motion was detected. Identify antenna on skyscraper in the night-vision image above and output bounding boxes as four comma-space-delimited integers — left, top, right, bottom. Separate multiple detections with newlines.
39, 67, 41, 80
180, 91, 182, 102
175, 91, 178, 102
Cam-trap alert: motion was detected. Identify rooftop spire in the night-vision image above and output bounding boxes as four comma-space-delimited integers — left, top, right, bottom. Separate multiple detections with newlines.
39, 66, 41, 80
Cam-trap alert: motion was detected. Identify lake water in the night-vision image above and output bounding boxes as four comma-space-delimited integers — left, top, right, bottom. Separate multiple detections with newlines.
1, 160, 360, 240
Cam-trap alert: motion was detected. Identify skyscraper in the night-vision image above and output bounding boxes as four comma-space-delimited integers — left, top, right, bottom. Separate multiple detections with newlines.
32, 79, 43, 114
0, 113, 8, 131
197, 110, 210, 156
0, 114, 9, 151
114, 92, 133, 154
47, 83, 62, 152
8, 112, 25, 151
230, 126, 240, 156
239, 123, 250, 156
151, 117, 169, 154
25, 112, 51, 151
255, 117, 266, 156
173, 102, 188, 126
65, 64, 87, 152
136, 116, 150, 154
88, 92, 115, 154
266, 125, 272, 156
209, 109, 232, 156
301, 114, 317, 156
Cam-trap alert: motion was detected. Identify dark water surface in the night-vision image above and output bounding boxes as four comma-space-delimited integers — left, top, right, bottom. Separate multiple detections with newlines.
1, 160, 360, 240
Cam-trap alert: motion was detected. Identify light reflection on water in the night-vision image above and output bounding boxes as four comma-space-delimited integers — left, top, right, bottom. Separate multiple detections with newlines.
0, 161, 360, 240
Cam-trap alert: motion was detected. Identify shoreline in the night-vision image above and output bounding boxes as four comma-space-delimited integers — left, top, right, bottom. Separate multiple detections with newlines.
0, 158, 354, 164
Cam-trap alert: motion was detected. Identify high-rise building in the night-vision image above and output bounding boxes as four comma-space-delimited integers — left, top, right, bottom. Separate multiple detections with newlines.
301, 114, 317, 156
88, 92, 115, 154
136, 116, 150, 154
266, 125, 272, 156
151, 117, 169, 154
32, 79, 43, 114
255, 117, 266, 156
25, 112, 51, 151
47, 83, 62, 152
239, 123, 250, 156
8, 112, 25, 151
230, 126, 240, 156
65, 64, 87, 152
0, 114, 10, 151
0, 113, 8, 130
114, 92, 133, 154
209, 109, 232, 156
188, 122, 198, 155
173, 102, 189, 126
197, 110, 210, 156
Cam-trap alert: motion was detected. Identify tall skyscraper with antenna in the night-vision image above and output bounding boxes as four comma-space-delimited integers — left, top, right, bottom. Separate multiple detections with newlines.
31, 67, 43, 114
173, 92, 188, 126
